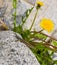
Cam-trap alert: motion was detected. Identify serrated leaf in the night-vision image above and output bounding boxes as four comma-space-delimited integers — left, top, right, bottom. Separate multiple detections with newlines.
35, 33, 47, 40
21, 7, 34, 25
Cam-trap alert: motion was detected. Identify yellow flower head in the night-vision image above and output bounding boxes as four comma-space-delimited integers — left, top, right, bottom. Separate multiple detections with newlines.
36, 1, 44, 6
40, 18, 54, 32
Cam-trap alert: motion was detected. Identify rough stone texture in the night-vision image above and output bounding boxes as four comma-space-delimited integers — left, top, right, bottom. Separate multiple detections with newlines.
0, 31, 40, 65
23, 0, 36, 5
0, 0, 6, 17
0, 0, 4, 7
0, 7, 6, 17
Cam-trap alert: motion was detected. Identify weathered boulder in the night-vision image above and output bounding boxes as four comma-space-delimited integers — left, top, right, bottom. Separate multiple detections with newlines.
0, 31, 40, 65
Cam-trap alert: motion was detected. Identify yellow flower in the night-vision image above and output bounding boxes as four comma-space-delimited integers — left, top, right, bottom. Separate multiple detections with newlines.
36, 1, 44, 6
40, 18, 54, 32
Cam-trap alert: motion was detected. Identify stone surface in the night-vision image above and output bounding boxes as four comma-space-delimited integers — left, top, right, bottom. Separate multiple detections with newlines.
23, 0, 36, 5
0, 7, 6, 17
0, 31, 40, 65
0, 0, 4, 7
0, 0, 7, 17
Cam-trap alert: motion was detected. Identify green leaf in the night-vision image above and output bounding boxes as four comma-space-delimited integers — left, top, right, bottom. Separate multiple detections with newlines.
13, 0, 17, 8
52, 40, 57, 46
21, 7, 34, 25
35, 33, 47, 40
53, 60, 57, 64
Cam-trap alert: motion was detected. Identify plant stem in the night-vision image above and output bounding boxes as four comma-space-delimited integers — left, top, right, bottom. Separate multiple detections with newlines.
13, 0, 17, 28
15, 34, 35, 49
14, 9, 17, 28
30, 41, 56, 52
0, 19, 9, 30
21, 7, 34, 26
29, 9, 38, 30
31, 31, 57, 41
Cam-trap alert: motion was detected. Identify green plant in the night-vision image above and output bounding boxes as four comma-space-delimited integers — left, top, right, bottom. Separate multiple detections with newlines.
12, 0, 17, 30
12, 0, 57, 65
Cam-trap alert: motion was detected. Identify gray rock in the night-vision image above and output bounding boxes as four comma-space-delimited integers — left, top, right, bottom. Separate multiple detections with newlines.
0, 0, 4, 7
0, 31, 40, 65
0, 0, 7, 17
23, 0, 36, 5
0, 7, 6, 17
